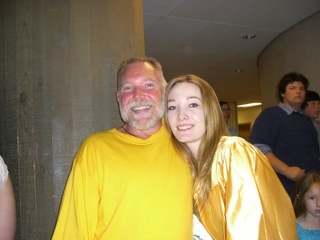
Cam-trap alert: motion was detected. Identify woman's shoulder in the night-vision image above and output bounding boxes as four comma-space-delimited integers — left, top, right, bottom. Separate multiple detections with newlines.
219, 136, 249, 146
217, 136, 261, 158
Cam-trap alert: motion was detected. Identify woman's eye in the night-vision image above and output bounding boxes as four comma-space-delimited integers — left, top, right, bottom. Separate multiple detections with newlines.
168, 106, 176, 110
189, 103, 198, 108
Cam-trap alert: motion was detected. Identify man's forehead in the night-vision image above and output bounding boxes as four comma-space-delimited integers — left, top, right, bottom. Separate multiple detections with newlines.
287, 81, 304, 86
126, 61, 153, 70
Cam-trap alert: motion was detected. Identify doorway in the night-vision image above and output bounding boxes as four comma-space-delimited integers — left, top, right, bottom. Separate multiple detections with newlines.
238, 122, 251, 141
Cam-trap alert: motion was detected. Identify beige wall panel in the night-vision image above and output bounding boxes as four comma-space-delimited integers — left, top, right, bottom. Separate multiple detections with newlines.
258, 11, 320, 109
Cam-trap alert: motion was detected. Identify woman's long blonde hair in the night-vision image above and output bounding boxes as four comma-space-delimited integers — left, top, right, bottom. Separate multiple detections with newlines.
165, 75, 228, 212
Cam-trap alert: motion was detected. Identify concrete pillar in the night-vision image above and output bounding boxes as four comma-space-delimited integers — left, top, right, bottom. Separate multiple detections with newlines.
0, 0, 144, 238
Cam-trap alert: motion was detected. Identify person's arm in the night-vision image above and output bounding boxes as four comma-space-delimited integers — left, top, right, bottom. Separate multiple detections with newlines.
250, 109, 305, 182
0, 176, 16, 240
265, 152, 305, 181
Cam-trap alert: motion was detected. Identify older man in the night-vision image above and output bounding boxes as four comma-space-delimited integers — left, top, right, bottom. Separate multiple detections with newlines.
52, 57, 193, 239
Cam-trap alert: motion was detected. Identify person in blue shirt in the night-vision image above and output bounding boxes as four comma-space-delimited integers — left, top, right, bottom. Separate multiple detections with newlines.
249, 72, 320, 195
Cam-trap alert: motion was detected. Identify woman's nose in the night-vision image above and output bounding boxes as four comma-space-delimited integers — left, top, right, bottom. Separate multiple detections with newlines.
178, 111, 188, 120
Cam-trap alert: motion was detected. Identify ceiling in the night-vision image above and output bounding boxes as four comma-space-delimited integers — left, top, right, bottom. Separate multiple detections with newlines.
143, 0, 320, 105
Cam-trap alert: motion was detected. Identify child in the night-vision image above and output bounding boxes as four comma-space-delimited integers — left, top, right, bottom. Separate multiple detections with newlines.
292, 172, 320, 239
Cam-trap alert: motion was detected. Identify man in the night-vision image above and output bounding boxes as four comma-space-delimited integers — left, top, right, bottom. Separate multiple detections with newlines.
301, 90, 320, 150
249, 72, 320, 195
52, 57, 193, 239
219, 101, 238, 136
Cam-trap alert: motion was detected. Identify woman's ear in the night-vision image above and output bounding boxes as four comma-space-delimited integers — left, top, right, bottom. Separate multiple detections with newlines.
296, 194, 300, 200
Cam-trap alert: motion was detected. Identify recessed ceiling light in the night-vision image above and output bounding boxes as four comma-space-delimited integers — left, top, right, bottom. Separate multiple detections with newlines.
242, 34, 256, 39
235, 69, 243, 73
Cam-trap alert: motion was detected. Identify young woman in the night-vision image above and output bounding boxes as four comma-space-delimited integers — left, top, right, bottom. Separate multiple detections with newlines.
165, 74, 297, 239
292, 172, 320, 239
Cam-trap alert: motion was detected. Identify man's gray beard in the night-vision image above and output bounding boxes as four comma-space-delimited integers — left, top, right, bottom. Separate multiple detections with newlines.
119, 100, 165, 131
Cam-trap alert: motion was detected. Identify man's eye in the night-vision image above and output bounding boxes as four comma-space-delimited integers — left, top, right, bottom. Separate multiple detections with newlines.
146, 83, 155, 88
168, 106, 176, 110
122, 86, 132, 91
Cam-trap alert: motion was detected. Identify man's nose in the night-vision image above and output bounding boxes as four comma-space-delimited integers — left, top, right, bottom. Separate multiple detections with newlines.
133, 87, 144, 99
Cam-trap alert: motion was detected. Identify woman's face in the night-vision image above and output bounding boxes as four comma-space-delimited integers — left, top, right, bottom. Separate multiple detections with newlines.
167, 82, 206, 155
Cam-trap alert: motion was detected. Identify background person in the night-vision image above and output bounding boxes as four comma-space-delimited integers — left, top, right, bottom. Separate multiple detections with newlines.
0, 155, 16, 240
219, 101, 238, 136
291, 172, 320, 239
165, 74, 297, 240
250, 72, 320, 195
52, 57, 193, 239
301, 90, 320, 151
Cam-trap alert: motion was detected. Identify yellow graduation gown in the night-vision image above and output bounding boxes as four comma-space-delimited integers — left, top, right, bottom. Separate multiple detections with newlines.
195, 136, 297, 240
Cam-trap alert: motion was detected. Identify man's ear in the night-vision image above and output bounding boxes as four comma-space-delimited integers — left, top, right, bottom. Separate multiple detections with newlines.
279, 90, 285, 98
